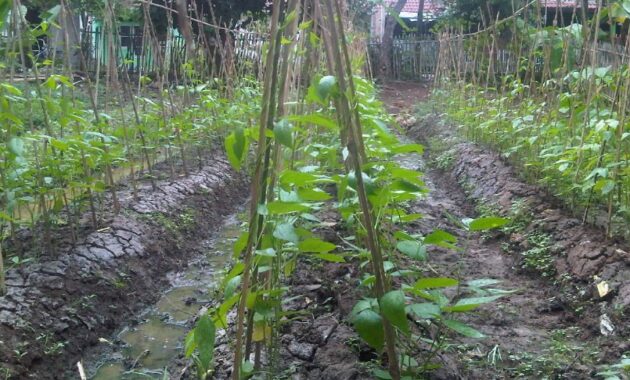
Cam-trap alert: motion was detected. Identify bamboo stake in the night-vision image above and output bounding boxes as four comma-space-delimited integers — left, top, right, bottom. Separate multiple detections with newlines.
231, 2, 284, 378
322, 0, 399, 377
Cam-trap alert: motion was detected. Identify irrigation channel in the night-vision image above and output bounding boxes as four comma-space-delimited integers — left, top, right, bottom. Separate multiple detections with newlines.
86, 213, 242, 379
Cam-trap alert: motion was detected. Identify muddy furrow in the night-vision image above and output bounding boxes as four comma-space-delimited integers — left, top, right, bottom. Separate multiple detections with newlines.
408, 119, 629, 311
380, 82, 628, 378
0, 154, 248, 379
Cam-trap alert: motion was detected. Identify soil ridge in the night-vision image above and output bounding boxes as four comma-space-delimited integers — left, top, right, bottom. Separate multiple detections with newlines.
0, 154, 248, 379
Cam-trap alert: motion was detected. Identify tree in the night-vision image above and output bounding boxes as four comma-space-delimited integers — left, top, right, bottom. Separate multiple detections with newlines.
379, 0, 406, 78
443, 0, 525, 29
148, 0, 267, 35
417, 0, 425, 34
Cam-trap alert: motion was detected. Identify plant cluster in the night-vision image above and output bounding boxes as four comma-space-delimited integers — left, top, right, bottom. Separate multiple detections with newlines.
434, 2, 630, 238
0, 0, 266, 295
182, 2, 509, 379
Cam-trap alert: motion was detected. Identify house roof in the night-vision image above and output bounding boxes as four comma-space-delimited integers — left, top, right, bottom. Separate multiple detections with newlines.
382, 0, 446, 14
382, 0, 598, 13
540, 0, 597, 8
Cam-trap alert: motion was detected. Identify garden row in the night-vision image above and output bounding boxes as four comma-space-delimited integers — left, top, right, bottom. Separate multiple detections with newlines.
0, 76, 260, 265
434, 4, 630, 238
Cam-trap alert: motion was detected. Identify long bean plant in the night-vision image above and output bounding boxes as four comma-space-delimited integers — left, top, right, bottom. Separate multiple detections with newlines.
432, 1, 630, 238
185, 1, 507, 379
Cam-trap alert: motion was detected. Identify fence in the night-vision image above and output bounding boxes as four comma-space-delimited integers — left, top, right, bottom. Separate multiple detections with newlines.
435, 34, 630, 85
369, 34, 439, 80
78, 26, 265, 79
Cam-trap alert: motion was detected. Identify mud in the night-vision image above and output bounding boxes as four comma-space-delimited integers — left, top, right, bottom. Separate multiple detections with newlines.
408, 115, 630, 310
380, 81, 629, 378
202, 207, 371, 380
0, 153, 248, 379
195, 81, 628, 379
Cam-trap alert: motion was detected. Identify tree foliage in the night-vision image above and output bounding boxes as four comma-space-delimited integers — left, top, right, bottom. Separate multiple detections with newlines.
146, 0, 267, 32
27, 0, 267, 29
443, 0, 526, 29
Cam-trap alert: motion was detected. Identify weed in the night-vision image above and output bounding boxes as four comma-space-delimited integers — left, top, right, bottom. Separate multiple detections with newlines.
36, 333, 67, 356
179, 209, 196, 230
507, 327, 597, 378
520, 232, 556, 278
503, 199, 533, 234
597, 353, 630, 379
434, 149, 456, 171
0, 366, 12, 380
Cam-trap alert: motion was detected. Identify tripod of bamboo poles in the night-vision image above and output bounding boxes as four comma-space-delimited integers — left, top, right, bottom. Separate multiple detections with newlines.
229, 0, 402, 378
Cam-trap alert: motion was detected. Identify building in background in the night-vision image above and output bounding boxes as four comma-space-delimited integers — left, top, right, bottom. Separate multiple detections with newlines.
370, 0, 446, 39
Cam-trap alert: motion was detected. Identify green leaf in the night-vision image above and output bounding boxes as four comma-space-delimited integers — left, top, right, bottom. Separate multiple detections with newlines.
225, 128, 247, 170
380, 290, 409, 335
273, 119, 293, 147
352, 309, 384, 350
424, 230, 458, 248
280, 170, 320, 186
224, 275, 241, 298
300, 213, 321, 222
297, 188, 331, 201
194, 315, 216, 370
372, 369, 393, 379
468, 217, 509, 231
350, 299, 374, 318
347, 171, 377, 195
443, 320, 485, 338
266, 201, 309, 214
279, 189, 301, 202
414, 277, 459, 290
407, 303, 441, 319
392, 143, 424, 154
317, 75, 337, 100
8, 137, 24, 156
313, 253, 345, 263
298, 238, 336, 253
241, 360, 254, 379
467, 278, 501, 288
287, 113, 338, 130
443, 295, 502, 312
184, 330, 196, 357
255, 248, 277, 257
233, 232, 249, 258
50, 139, 68, 151
273, 223, 299, 243
396, 240, 427, 261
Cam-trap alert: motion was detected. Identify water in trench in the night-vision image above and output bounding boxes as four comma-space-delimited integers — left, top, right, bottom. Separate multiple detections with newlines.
88, 213, 243, 379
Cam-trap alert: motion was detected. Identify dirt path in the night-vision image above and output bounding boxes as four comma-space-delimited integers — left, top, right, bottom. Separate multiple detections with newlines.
379, 81, 628, 379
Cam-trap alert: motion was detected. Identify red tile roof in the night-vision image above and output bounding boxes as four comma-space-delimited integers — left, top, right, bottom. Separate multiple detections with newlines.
540, 0, 597, 8
382, 0, 597, 13
382, 0, 445, 14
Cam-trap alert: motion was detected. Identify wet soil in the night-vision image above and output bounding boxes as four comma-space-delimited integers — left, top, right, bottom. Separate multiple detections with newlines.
84, 213, 243, 379
381, 81, 629, 378
0, 152, 248, 379
190, 206, 372, 380
3, 80, 627, 380
192, 81, 628, 379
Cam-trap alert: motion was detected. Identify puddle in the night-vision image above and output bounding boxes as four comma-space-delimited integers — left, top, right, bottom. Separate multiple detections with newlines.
89, 213, 243, 379
120, 318, 187, 369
